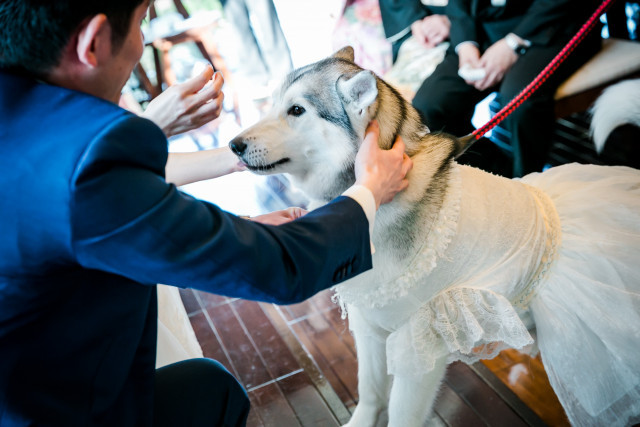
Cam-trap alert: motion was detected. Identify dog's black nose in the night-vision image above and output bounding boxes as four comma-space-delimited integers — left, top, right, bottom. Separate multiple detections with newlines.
229, 137, 247, 155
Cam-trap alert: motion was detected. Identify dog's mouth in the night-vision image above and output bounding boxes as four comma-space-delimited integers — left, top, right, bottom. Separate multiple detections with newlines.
245, 158, 290, 172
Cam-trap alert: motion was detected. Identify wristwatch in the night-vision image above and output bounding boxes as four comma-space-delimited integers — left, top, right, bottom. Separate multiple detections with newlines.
505, 33, 530, 55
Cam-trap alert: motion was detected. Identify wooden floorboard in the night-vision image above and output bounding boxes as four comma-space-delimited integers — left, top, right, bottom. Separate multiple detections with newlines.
434, 383, 488, 426
261, 302, 353, 425
249, 381, 302, 427
445, 362, 529, 427
289, 310, 359, 412
470, 362, 548, 427
180, 288, 570, 426
233, 299, 301, 380
276, 372, 341, 426
480, 351, 570, 427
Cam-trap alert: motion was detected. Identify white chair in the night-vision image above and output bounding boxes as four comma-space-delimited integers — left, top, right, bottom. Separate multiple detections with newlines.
554, 37, 640, 118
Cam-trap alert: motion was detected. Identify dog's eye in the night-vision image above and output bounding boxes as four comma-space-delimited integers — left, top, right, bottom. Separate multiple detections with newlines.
287, 105, 305, 117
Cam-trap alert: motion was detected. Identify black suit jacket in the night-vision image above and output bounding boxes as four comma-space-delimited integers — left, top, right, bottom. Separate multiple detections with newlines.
0, 71, 372, 426
447, 0, 601, 49
378, 0, 448, 60
379, 0, 448, 40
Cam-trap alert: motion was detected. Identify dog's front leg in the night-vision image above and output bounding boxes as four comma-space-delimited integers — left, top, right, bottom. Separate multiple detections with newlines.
344, 306, 391, 427
387, 356, 447, 427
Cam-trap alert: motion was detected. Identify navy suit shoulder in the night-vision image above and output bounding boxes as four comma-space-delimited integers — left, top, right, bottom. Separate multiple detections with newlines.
0, 71, 160, 426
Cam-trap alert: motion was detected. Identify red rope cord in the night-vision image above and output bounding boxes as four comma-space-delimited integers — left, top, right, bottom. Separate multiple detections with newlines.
470, 0, 616, 141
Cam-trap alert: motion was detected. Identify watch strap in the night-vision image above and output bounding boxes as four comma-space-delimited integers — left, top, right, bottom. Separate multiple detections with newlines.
505, 33, 530, 55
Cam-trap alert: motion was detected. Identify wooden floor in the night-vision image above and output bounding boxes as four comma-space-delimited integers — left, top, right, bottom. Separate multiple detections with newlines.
179, 287, 572, 427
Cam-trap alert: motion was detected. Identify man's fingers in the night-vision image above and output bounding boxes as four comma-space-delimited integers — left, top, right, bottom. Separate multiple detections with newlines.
392, 138, 412, 187
195, 94, 224, 121
399, 177, 410, 192
364, 120, 380, 141
402, 152, 413, 173
475, 70, 499, 91
181, 65, 215, 94
391, 135, 406, 153
400, 153, 413, 188
192, 71, 224, 107
287, 207, 308, 219
359, 120, 380, 154
399, 153, 412, 192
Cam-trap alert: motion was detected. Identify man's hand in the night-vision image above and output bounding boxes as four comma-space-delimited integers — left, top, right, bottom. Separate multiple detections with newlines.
457, 42, 482, 70
142, 65, 225, 137
354, 121, 413, 209
247, 207, 308, 226
411, 15, 451, 49
474, 39, 518, 91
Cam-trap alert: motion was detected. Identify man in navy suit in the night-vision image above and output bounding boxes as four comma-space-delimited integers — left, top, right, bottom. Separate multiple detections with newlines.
0, 0, 412, 425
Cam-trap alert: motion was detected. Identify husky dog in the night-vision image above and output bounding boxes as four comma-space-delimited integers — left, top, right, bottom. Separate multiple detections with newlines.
229, 47, 640, 427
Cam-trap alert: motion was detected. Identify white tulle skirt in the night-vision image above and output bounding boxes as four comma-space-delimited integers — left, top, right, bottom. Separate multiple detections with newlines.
156, 285, 203, 368
521, 163, 640, 427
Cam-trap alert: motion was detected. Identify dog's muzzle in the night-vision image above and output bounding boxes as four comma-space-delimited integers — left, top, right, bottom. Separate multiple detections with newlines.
228, 136, 290, 172
229, 137, 247, 156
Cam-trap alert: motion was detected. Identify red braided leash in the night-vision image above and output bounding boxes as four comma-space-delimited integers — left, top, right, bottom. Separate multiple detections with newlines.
457, 0, 617, 153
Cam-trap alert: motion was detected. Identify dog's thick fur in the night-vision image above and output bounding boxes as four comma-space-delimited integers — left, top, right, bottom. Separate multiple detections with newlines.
229, 47, 639, 426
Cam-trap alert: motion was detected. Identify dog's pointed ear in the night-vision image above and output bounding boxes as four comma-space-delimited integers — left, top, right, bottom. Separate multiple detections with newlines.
337, 70, 378, 113
332, 46, 355, 62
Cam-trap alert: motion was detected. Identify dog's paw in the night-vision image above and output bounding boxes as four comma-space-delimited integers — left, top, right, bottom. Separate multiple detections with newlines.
343, 403, 387, 427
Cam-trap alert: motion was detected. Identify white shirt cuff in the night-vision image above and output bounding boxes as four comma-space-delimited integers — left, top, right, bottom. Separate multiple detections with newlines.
386, 26, 412, 44
455, 41, 479, 54
342, 185, 376, 254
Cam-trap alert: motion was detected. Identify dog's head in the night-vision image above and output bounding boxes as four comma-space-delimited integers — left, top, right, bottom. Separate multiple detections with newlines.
229, 47, 387, 202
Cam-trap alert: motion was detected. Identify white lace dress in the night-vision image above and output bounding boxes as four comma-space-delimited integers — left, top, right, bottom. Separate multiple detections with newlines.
334, 162, 640, 427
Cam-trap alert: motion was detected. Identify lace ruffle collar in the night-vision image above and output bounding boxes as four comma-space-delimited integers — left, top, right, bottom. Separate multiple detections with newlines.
334, 162, 462, 310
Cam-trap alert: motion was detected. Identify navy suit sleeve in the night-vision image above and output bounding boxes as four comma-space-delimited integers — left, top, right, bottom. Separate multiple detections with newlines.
70, 115, 372, 304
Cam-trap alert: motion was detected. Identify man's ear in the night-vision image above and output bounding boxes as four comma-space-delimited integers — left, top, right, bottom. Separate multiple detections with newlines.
76, 14, 111, 68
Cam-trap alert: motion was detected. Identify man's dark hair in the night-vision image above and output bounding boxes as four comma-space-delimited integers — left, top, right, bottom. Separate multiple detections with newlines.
0, 0, 146, 77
